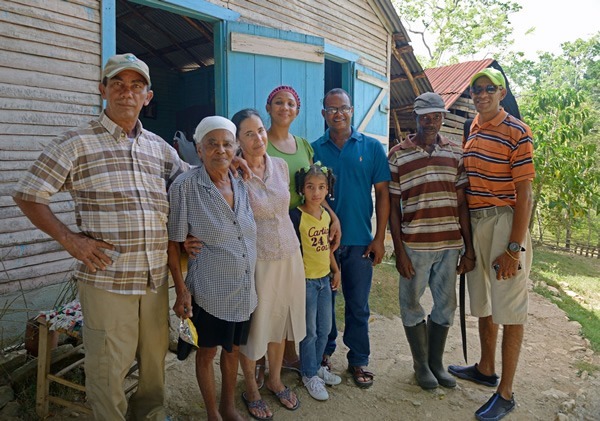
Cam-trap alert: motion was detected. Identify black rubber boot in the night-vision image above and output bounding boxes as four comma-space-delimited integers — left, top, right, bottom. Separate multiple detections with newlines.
404, 321, 438, 389
427, 317, 456, 388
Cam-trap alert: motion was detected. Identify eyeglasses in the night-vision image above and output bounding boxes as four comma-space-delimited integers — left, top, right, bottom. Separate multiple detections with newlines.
324, 105, 352, 115
470, 85, 502, 95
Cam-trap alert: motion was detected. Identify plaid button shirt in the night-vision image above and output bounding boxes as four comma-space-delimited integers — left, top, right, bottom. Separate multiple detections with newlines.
13, 112, 189, 294
167, 166, 258, 322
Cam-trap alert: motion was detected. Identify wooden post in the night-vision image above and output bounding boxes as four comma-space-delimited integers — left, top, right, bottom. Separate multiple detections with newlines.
392, 110, 402, 141
36, 318, 50, 418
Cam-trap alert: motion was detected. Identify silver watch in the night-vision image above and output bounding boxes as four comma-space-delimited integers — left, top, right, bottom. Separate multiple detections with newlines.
508, 242, 521, 253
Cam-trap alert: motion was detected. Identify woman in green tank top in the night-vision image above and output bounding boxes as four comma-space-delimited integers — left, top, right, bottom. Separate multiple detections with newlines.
262, 85, 341, 380
265, 85, 314, 209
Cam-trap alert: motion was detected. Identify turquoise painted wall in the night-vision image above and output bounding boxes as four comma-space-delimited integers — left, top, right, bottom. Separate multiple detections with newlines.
221, 22, 325, 143
353, 64, 388, 137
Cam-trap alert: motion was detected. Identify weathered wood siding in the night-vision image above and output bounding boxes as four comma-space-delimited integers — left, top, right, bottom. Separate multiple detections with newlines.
214, 0, 390, 75
0, 0, 102, 294
1, 0, 392, 294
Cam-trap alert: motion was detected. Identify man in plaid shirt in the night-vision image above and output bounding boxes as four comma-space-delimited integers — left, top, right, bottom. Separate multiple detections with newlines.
13, 54, 188, 420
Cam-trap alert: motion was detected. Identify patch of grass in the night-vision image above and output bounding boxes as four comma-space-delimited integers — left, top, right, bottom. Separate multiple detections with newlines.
333, 246, 600, 355
574, 360, 600, 376
530, 246, 600, 352
334, 259, 399, 329
15, 361, 87, 420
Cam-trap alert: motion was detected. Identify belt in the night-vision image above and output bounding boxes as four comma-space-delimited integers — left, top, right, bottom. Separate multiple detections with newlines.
469, 206, 513, 219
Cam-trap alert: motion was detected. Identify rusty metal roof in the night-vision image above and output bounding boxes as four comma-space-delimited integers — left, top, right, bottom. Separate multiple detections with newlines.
425, 59, 521, 119
424, 59, 494, 108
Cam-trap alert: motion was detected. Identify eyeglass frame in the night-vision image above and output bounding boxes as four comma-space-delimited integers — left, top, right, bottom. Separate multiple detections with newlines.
470, 84, 503, 96
323, 105, 353, 115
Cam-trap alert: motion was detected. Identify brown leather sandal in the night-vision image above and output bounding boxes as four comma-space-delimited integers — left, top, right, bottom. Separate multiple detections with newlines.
348, 365, 374, 388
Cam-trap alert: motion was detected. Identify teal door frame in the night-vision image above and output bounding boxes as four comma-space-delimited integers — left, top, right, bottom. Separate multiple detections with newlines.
101, 0, 239, 67
216, 21, 326, 141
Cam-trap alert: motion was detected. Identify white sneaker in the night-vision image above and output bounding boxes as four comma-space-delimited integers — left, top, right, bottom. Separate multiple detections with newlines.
318, 365, 342, 386
303, 375, 329, 401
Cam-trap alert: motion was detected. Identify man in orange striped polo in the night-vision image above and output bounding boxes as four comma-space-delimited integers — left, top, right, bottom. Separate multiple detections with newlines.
388, 92, 475, 390
448, 68, 535, 421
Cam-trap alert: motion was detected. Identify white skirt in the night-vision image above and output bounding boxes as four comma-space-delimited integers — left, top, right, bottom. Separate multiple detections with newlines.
240, 249, 306, 360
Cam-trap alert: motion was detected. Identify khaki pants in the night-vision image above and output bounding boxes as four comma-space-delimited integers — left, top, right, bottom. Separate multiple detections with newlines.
79, 281, 169, 421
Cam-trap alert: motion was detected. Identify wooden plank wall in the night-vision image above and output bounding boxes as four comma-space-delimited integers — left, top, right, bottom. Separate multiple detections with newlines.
214, 0, 390, 75
0, 0, 102, 294
439, 96, 477, 142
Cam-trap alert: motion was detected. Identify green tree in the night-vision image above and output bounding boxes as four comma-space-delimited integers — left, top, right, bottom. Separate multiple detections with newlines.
392, 0, 522, 67
514, 35, 600, 248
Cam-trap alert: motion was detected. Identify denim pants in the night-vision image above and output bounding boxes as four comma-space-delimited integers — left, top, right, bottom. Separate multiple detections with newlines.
399, 246, 460, 327
300, 276, 333, 378
325, 245, 373, 367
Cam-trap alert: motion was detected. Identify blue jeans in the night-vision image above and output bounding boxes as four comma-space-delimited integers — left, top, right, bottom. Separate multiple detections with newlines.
326, 245, 373, 367
300, 276, 333, 377
399, 246, 460, 327
324, 290, 337, 358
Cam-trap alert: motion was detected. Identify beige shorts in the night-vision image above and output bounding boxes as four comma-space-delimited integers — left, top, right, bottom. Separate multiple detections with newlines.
467, 209, 532, 325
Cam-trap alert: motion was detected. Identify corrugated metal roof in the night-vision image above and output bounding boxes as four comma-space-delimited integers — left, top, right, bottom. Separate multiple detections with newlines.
116, 0, 214, 72
424, 59, 494, 108
372, 0, 410, 39
388, 31, 434, 135
425, 59, 521, 120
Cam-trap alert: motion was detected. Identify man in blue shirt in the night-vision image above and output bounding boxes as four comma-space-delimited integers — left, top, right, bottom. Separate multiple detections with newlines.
312, 88, 390, 388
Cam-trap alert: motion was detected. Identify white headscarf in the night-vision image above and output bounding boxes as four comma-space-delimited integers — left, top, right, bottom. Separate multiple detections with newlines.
193, 116, 236, 143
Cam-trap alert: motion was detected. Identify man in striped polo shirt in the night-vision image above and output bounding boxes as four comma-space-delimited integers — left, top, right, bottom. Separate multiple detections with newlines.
389, 92, 475, 390
448, 68, 535, 421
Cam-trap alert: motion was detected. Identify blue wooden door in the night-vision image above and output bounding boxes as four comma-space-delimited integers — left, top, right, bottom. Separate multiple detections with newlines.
352, 63, 389, 144
215, 21, 325, 142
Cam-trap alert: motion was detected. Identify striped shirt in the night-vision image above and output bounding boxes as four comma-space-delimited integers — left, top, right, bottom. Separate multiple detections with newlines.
388, 134, 467, 251
12, 112, 189, 294
464, 109, 535, 210
167, 166, 258, 322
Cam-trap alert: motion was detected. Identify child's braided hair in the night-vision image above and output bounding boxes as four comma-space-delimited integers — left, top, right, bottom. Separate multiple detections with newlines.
294, 161, 336, 200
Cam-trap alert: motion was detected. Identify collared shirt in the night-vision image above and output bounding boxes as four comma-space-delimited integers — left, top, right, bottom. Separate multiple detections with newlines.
312, 127, 391, 246
246, 155, 300, 260
12, 112, 189, 294
464, 109, 535, 210
167, 166, 257, 322
388, 134, 467, 251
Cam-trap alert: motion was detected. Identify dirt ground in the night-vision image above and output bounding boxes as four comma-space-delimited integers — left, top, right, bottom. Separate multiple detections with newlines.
160, 280, 600, 421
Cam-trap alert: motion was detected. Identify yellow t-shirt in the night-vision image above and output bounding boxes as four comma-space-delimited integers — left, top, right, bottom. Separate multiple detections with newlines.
295, 207, 331, 279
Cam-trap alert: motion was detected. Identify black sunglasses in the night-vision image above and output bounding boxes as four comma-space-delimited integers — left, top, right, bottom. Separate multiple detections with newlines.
470, 84, 502, 95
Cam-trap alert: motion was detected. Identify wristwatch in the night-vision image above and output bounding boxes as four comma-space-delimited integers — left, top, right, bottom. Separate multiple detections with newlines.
508, 242, 522, 253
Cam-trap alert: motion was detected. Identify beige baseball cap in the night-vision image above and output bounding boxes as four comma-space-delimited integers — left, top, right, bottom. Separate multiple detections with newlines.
101, 53, 151, 85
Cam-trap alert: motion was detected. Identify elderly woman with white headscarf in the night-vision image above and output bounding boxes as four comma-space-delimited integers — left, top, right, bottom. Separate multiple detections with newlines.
167, 116, 258, 421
